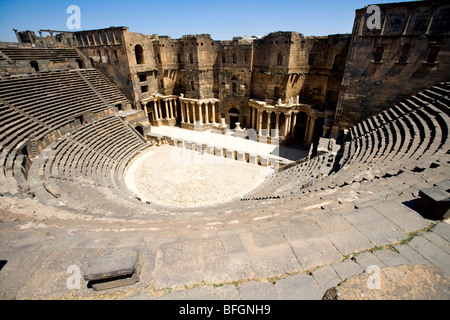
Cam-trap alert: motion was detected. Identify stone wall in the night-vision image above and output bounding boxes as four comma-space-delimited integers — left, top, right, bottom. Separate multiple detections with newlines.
5, 0, 449, 147
332, 0, 450, 136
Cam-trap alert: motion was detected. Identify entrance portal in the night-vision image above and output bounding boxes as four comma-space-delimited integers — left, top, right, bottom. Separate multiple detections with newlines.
228, 108, 240, 130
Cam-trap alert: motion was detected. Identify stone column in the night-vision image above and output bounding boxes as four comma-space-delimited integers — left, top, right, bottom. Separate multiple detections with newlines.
257, 110, 263, 136
205, 103, 209, 124
167, 99, 172, 119
174, 100, 178, 119
290, 112, 297, 137
284, 113, 291, 137
274, 112, 280, 138
212, 102, 216, 124
192, 102, 196, 124
153, 102, 159, 120
266, 111, 272, 137
306, 116, 316, 144
186, 102, 191, 124
180, 101, 185, 123
198, 103, 203, 125
158, 100, 163, 121
142, 103, 148, 118
164, 100, 169, 120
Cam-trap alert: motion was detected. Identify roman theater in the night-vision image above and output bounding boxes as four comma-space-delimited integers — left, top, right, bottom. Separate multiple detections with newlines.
0, 0, 449, 300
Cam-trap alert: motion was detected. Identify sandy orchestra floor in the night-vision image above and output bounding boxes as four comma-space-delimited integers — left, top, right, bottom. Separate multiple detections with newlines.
124, 145, 274, 208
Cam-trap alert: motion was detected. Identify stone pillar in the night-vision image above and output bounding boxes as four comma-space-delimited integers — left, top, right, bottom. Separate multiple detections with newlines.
205, 103, 209, 124
284, 113, 291, 137
142, 103, 148, 118
192, 102, 196, 124
290, 112, 297, 137
266, 111, 272, 137
169, 100, 174, 119
306, 116, 316, 144
174, 100, 178, 119
274, 112, 280, 138
257, 110, 263, 136
165, 100, 170, 119
158, 100, 163, 121
186, 102, 191, 124
153, 102, 159, 120
180, 101, 185, 123
212, 102, 216, 124
164, 100, 169, 120
198, 103, 203, 124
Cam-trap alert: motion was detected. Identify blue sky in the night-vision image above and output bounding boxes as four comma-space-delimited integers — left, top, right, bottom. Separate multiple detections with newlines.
0, 0, 419, 42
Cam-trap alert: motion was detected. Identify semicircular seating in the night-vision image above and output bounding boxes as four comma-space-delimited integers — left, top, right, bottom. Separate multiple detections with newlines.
242, 82, 449, 205
1, 65, 449, 221
0, 69, 129, 196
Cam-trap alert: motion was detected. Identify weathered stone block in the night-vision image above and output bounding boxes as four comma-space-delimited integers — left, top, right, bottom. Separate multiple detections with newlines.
83, 248, 141, 291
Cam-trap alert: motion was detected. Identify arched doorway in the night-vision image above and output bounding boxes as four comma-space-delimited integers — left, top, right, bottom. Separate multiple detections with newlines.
135, 44, 144, 65
228, 107, 240, 130
135, 125, 144, 137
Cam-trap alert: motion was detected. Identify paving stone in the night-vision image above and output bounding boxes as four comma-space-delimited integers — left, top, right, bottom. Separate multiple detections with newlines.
332, 259, 363, 280
394, 244, 431, 266
281, 220, 342, 270
314, 215, 372, 256
343, 207, 407, 247
274, 274, 323, 300
212, 284, 240, 300
431, 221, 450, 242
154, 234, 253, 290
238, 281, 278, 300
184, 285, 214, 300
353, 251, 386, 272
242, 229, 301, 278
407, 236, 450, 275
16, 248, 99, 299
0, 248, 53, 299
152, 240, 205, 290
420, 231, 450, 254
200, 235, 253, 285
153, 289, 185, 300
311, 265, 341, 292
373, 248, 410, 267
371, 200, 430, 233
121, 290, 152, 300
324, 265, 450, 300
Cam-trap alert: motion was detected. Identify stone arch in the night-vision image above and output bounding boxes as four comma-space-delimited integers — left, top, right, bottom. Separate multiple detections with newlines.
135, 44, 144, 64
277, 53, 283, 66
135, 125, 144, 136
231, 76, 239, 93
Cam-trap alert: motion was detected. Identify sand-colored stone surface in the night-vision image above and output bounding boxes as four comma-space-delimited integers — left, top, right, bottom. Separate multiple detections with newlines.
124, 145, 273, 208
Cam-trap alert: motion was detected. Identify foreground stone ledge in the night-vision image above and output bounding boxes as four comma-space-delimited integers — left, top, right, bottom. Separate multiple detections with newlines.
83, 248, 141, 291
323, 264, 450, 300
